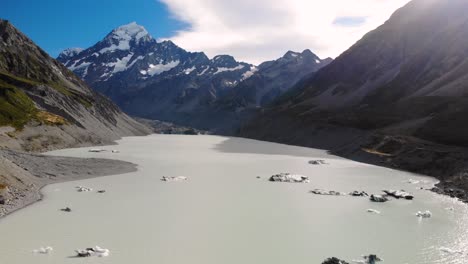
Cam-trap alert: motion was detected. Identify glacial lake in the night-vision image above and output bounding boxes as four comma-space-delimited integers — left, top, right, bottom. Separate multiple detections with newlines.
0, 135, 467, 264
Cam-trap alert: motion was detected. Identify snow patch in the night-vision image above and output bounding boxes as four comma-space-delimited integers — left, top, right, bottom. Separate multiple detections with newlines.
198, 66, 210, 76
69, 61, 91, 71
315, 59, 321, 63
241, 66, 258, 81
214, 65, 244, 74
146, 61, 180, 76
184, 66, 196, 75
107, 53, 134, 74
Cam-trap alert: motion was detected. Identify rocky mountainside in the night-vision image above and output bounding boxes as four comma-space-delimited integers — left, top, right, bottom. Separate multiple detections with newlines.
240, 0, 468, 198
0, 19, 150, 152
58, 23, 330, 131
242, 0, 468, 145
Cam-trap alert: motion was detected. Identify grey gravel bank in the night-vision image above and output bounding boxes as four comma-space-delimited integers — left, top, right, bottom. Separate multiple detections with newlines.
0, 149, 138, 218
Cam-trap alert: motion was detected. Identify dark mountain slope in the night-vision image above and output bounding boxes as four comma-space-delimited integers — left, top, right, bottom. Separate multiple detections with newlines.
224, 50, 332, 108
240, 0, 468, 199
242, 0, 468, 146
0, 19, 150, 152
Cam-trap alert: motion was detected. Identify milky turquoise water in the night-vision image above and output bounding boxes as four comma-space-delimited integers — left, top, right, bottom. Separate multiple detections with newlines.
0, 135, 467, 264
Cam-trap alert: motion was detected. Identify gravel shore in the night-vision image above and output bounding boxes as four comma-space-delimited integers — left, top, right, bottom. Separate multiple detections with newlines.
0, 149, 138, 218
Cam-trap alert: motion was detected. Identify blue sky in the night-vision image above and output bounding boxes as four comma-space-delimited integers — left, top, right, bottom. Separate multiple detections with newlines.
1, 0, 185, 57
1, 0, 410, 64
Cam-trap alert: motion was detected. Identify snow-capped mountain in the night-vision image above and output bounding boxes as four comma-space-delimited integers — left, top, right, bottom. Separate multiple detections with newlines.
58, 22, 255, 125
58, 22, 330, 131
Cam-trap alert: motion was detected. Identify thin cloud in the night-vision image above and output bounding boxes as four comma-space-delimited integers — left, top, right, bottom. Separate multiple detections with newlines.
158, 0, 411, 64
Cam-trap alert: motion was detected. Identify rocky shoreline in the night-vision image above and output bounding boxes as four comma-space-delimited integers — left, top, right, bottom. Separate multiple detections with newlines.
239, 118, 468, 205
0, 149, 138, 218
334, 134, 468, 204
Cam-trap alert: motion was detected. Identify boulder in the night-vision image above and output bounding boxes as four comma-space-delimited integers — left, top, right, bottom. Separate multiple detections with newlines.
269, 173, 309, 183
0, 195, 5, 205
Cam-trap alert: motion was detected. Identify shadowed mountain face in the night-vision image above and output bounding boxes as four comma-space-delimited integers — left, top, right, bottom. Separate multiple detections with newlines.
58, 23, 330, 132
241, 0, 468, 147
0, 19, 150, 151
219, 50, 332, 109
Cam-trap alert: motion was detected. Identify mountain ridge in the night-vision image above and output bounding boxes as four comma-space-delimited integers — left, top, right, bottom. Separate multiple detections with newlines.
58, 22, 331, 132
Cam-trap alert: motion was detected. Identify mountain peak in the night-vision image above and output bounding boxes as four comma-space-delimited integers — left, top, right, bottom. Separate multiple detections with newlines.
283, 50, 301, 59
57, 47, 83, 61
107, 22, 151, 43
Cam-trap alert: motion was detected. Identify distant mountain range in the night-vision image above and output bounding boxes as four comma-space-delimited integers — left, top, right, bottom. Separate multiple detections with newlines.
58, 23, 331, 131
0, 19, 150, 152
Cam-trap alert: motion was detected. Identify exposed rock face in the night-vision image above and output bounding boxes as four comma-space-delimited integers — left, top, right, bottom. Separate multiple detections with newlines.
58, 23, 330, 132
242, 0, 468, 145
0, 19, 151, 152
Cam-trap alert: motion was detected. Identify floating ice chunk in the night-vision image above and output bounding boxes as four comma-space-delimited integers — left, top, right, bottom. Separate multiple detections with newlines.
383, 190, 414, 200
111, 150, 120, 153
269, 173, 309, 183
353, 254, 383, 263
407, 179, 420, 184
416, 210, 432, 218
76, 186, 93, 192
33, 246, 53, 254
75, 246, 110, 258
161, 176, 188, 182
367, 209, 381, 214
310, 189, 346, 196
369, 194, 388, 203
308, 159, 327, 165
89, 149, 105, 153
